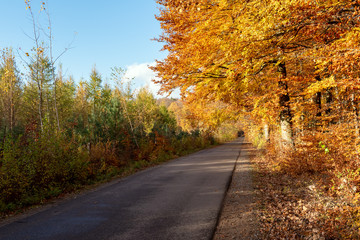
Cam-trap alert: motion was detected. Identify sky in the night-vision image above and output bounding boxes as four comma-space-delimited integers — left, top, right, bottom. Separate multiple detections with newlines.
0, 0, 169, 97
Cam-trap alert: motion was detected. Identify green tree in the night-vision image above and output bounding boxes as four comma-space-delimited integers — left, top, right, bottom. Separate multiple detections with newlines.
0, 48, 22, 136
86, 66, 103, 142
54, 66, 76, 130
26, 48, 54, 131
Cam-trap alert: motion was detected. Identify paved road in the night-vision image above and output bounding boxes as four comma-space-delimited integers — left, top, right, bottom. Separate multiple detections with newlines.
0, 138, 243, 240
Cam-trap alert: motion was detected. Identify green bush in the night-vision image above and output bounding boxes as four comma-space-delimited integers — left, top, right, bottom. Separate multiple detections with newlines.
0, 134, 89, 211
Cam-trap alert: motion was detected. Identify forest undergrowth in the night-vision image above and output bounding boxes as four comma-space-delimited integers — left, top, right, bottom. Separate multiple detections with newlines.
252, 130, 360, 239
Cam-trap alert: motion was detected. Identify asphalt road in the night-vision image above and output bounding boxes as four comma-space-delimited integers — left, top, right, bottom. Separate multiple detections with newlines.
0, 138, 243, 240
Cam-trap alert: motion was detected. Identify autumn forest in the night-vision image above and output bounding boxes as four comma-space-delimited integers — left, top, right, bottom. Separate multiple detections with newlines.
2, 0, 360, 238
153, 0, 360, 238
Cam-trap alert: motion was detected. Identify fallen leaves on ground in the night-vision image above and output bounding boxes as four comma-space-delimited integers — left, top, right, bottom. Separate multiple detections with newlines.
252, 152, 360, 240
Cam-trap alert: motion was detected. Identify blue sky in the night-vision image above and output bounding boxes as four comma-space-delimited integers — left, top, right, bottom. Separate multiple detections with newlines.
0, 0, 168, 96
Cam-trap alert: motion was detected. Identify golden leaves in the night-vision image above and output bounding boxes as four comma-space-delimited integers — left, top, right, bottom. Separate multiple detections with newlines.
305, 76, 336, 96
155, 1, 360, 238
40, 1, 46, 11
25, 0, 31, 9
154, 0, 360, 134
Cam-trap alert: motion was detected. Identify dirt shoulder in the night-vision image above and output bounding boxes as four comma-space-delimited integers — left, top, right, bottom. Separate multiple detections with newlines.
213, 141, 259, 240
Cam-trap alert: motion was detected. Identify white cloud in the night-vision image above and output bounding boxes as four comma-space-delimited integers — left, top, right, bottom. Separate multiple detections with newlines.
123, 62, 162, 97
123, 62, 180, 99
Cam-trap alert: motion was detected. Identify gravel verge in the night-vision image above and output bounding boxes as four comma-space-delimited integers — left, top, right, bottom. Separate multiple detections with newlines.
213, 141, 259, 240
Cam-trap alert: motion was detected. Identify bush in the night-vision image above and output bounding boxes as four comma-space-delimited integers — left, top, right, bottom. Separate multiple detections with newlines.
0, 134, 89, 211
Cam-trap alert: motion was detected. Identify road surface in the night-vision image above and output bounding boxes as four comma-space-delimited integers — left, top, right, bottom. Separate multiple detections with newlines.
0, 138, 243, 240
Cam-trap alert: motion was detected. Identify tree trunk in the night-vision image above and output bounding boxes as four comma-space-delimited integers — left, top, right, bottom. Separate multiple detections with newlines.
325, 88, 333, 115
53, 74, 60, 132
38, 84, 43, 131
263, 121, 270, 142
313, 75, 322, 130
314, 76, 322, 117
323, 87, 333, 127
9, 83, 14, 132
351, 93, 360, 137
278, 62, 294, 147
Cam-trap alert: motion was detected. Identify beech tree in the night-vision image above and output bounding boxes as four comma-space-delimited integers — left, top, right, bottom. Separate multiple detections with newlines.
153, 0, 360, 149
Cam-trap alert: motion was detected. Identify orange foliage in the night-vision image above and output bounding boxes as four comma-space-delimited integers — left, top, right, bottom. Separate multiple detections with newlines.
153, 0, 360, 236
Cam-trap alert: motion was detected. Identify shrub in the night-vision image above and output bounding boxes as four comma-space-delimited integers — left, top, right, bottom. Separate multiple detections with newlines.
0, 133, 89, 211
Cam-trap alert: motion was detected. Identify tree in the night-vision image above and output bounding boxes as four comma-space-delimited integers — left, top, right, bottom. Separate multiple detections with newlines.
54, 66, 76, 130
111, 67, 139, 148
86, 66, 103, 142
24, 0, 74, 132
0, 48, 22, 136
153, 0, 297, 144
20, 45, 54, 133
153, 0, 360, 148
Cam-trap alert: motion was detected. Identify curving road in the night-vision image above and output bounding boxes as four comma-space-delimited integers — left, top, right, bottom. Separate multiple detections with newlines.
0, 138, 243, 240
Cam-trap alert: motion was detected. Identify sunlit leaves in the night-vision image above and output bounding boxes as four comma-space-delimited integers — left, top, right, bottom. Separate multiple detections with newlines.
154, 1, 360, 236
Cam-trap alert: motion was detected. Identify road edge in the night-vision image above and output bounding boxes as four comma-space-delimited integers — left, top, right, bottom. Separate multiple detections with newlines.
211, 137, 244, 239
